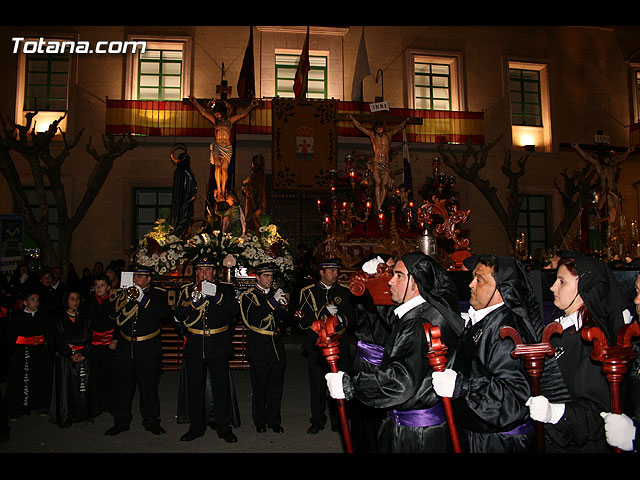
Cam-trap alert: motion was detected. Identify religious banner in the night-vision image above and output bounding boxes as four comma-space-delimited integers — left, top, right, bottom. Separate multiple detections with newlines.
272, 98, 337, 191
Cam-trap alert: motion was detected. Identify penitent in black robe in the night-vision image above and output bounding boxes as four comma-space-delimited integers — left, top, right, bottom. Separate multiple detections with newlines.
542, 323, 612, 452
344, 300, 461, 453
49, 311, 92, 427
349, 296, 393, 453
451, 304, 535, 453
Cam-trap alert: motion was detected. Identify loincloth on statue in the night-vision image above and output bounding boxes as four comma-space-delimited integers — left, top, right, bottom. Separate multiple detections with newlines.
368, 159, 391, 174
210, 142, 233, 166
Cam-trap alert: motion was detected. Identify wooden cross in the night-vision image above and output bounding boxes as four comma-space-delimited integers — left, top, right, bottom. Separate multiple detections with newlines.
216, 62, 233, 100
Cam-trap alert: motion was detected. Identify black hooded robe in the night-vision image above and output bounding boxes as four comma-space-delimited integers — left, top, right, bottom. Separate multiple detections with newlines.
343, 252, 464, 453
450, 255, 570, 453
539, 251, 630, 452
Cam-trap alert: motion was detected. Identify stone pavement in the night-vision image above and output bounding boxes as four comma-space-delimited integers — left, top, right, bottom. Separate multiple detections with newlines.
0, 338, 348, 454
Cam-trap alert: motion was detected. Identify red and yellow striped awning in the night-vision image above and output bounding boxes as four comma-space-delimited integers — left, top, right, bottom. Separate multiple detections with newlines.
105, 98, 485, 144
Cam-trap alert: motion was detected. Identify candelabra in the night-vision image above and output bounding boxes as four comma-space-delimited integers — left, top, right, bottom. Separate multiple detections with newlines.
316, 153, 375, 237
416, 157, 470, 258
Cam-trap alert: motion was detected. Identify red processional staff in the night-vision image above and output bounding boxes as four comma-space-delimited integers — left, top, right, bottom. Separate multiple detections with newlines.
423, 322, 462, 453
581, 321, 640, 453
499, 322, 563, 453
310, 314, 354, 454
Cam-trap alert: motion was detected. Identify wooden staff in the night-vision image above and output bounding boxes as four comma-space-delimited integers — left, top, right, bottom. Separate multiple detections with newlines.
423, 322, 462, 453
311, 315, 354, 454
500, 322, 563, 453
581, 321, 640, 453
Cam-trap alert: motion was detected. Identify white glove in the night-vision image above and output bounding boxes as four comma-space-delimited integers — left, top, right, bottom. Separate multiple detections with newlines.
526, 396, 565, 424
325, 371, 345, 399
200, 280, 217, 297
432, 369, 457, 398
362, 256, 384, 274
273, 288, 286, 303
326, 305, 338, 316
134, 284, 144, 302
600, 412, 636, 451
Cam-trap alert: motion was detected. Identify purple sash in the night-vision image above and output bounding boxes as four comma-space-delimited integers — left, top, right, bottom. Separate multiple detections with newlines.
501, 420, 534, 436
388, 403, 446, 427
356, 340, 385, 366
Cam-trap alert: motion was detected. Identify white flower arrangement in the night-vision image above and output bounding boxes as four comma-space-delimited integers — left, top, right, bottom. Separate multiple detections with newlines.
131, 219, 186, 275
130, 218, 294, 281
237, 223, 295, 282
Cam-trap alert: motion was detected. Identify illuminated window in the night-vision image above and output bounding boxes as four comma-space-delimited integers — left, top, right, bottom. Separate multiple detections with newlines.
132, 187, 172, 242
407, 52, 462, 111
507, 61, 551, 152
275, 53, 327, 99
414, 62, 451, 110
125, 37, 191, 102
23, 53, 69, 111
137, 48, 183, 101
509, 68, 542, 127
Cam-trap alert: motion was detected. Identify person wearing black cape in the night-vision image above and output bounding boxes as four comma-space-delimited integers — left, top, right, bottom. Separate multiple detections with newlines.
530, 251, 633, 452
49, 289, 92, 428
347, 254, 395, 453
326, 251, 465, 453
173, 255, 240, 443
432, 254, 570, 453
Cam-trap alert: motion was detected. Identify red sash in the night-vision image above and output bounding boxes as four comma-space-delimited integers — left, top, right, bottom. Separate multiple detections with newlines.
92, 329, 114, 345
16, 335, 45, 345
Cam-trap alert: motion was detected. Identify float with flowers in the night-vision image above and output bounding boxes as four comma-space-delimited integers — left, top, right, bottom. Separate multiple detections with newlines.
129, 217, 295, 290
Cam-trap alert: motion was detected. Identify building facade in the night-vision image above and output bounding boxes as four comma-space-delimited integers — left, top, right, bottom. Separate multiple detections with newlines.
1, 25, 640, 274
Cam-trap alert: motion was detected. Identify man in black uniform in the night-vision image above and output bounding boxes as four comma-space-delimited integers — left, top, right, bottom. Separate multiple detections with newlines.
239, 262, 288, 433
174, 255, 240, 443
105, 265, 170, 436
298, 258, 355, 434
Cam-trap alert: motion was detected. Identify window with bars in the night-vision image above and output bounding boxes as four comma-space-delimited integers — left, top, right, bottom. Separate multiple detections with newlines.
509, 68, 542, 127
275, 53, 327, 99
517, 195, 548, 254
414, 61, 451, 110
137, 48, 183, 101
23, 53, 69, 111
132, 188, 173, 242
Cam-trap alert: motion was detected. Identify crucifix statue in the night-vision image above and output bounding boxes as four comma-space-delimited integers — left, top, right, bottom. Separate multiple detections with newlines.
189, 62, 259, 204
347, 113, 411, 212
571, 139, 635, 226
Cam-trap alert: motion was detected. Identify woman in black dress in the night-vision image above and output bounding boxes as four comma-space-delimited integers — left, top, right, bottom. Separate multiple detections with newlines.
49, 290, 92, 427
